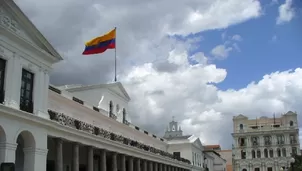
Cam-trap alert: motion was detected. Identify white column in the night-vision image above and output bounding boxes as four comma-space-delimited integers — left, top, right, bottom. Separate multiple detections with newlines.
23, 147, 48, 171
56, 139, 63, 171
143, 160, 147, 171
36, 68, 47, 118
154, 162, 158, 171
158, 163, 162, 171
128, 156, 133, 171
73, 143, 79, 171
3, 55, 14, 105
100, 149, 106, 171
0, 142, 17, 163
43, 71, 50, 115
6, 55, 21, 109
112, 153, 117, 171
163, 164, 166, 171
148, 161, 153, 171
136, 158, 141, 171
87, 146, 94, 171
121, 154, 126, 171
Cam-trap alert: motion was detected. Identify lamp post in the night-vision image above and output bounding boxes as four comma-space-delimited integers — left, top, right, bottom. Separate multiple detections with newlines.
290, 157, 295, 171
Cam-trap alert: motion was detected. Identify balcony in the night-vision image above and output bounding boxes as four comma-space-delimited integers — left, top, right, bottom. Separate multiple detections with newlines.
0, 89, 4, 104
290, 140, 297, 144
237, 126, 298, 133
20, 100, 33, 113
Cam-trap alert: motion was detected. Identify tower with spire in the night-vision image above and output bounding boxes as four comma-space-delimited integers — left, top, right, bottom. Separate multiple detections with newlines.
163, 116, 183, 139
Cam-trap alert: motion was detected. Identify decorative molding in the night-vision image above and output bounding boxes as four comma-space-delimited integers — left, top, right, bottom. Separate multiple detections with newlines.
48, 86, 165, 142
48, 109, 191, 165
0, 7, 21, 35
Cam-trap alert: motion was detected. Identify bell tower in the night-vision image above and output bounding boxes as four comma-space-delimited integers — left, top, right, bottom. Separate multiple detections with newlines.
163, 116, 183, 139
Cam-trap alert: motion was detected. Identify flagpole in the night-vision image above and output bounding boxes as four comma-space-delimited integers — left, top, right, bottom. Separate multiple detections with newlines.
114, 27, 117, 82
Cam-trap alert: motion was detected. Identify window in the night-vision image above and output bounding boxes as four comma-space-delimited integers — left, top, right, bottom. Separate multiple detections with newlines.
251, 136, 259, 146
264, 149, 268, 158
290, 134, 297, 144
290, 120, 294, 126
252, 150, 256, 158
269, 149, 274, 158
238, 137, 246, 146
255, 168, 260, 171
20, 69, 34, 113
282, 148, 286, 157
122, 108, 126, 124
267, 167, 272, 171
241, 150, 246, 159
264, 136, 272, 145
239, 124, 243, 130
292, 147, 297, 155
257, 150, 261, 158
109, 101, 113, 114
173, 152, 181, 159
109, 101, 115, 119
0, 58, 6, 103
116, 104, 120, 113
277, 148, 281, 157
277, 135, 285, 145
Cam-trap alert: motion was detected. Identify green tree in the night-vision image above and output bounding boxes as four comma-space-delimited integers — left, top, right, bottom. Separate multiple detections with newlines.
288, 154, 302, 170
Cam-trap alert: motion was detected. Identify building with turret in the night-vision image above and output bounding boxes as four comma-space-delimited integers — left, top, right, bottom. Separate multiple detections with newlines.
232, 111, 300, 171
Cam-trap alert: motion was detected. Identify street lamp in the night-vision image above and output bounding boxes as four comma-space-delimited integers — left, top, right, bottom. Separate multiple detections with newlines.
290, 157, 295, 171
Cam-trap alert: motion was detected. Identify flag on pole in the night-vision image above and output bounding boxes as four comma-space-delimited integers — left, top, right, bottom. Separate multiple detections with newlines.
82, 28, 116, 55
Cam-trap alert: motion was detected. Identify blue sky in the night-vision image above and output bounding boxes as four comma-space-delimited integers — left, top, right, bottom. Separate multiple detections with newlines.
184, 0, 301, 90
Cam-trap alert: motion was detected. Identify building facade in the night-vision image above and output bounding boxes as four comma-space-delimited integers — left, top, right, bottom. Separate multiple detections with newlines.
0, 0, 192, 171
218, 150, 232, 171
204, 145, 227, 171
164, 119, 206, 171
232, 111, 300, 171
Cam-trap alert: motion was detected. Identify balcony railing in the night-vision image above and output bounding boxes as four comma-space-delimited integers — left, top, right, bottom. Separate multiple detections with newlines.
0, 89, 4, 104
290, 140, 297, 144
20, 100, 33, 113
237, 126, 298, 133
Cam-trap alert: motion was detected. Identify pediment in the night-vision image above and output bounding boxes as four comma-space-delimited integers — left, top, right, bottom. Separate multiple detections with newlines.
0, 0, 62, 63
65, 82, 131, 102
107, 82, 131, 102
234, 114, 248, 119
193, 138, 203, 149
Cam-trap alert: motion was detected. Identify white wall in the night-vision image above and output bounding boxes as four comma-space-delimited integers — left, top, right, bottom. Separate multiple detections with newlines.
167, 140, 204, 171
0, 36, 51, 119
48, 91, 168, 151
68, 88, 130, 123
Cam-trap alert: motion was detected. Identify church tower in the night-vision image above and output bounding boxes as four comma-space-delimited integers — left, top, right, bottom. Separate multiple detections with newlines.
163, 117, 183, 139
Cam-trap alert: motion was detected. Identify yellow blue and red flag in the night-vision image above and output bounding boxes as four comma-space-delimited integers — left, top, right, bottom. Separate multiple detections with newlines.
82, 28, 116, 55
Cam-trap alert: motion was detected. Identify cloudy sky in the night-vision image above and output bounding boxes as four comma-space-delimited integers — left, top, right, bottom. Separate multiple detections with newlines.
15, 0, 301, 149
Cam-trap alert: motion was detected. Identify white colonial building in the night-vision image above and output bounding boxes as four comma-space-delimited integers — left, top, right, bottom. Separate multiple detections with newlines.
163, 119, 209, 171
232, 111, 300, 171
0, 0, 192, 171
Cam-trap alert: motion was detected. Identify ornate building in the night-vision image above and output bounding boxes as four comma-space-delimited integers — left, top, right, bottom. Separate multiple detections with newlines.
232, 111, 300, 171
164, 119, 207, 171
0, 0, 192, 170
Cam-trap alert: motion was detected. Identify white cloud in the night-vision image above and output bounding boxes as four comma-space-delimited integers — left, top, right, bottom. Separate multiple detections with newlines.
211, 45, 233, 59
276, 0, 295, 25
123, 53, 302, 146
232, 34, 243, 41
